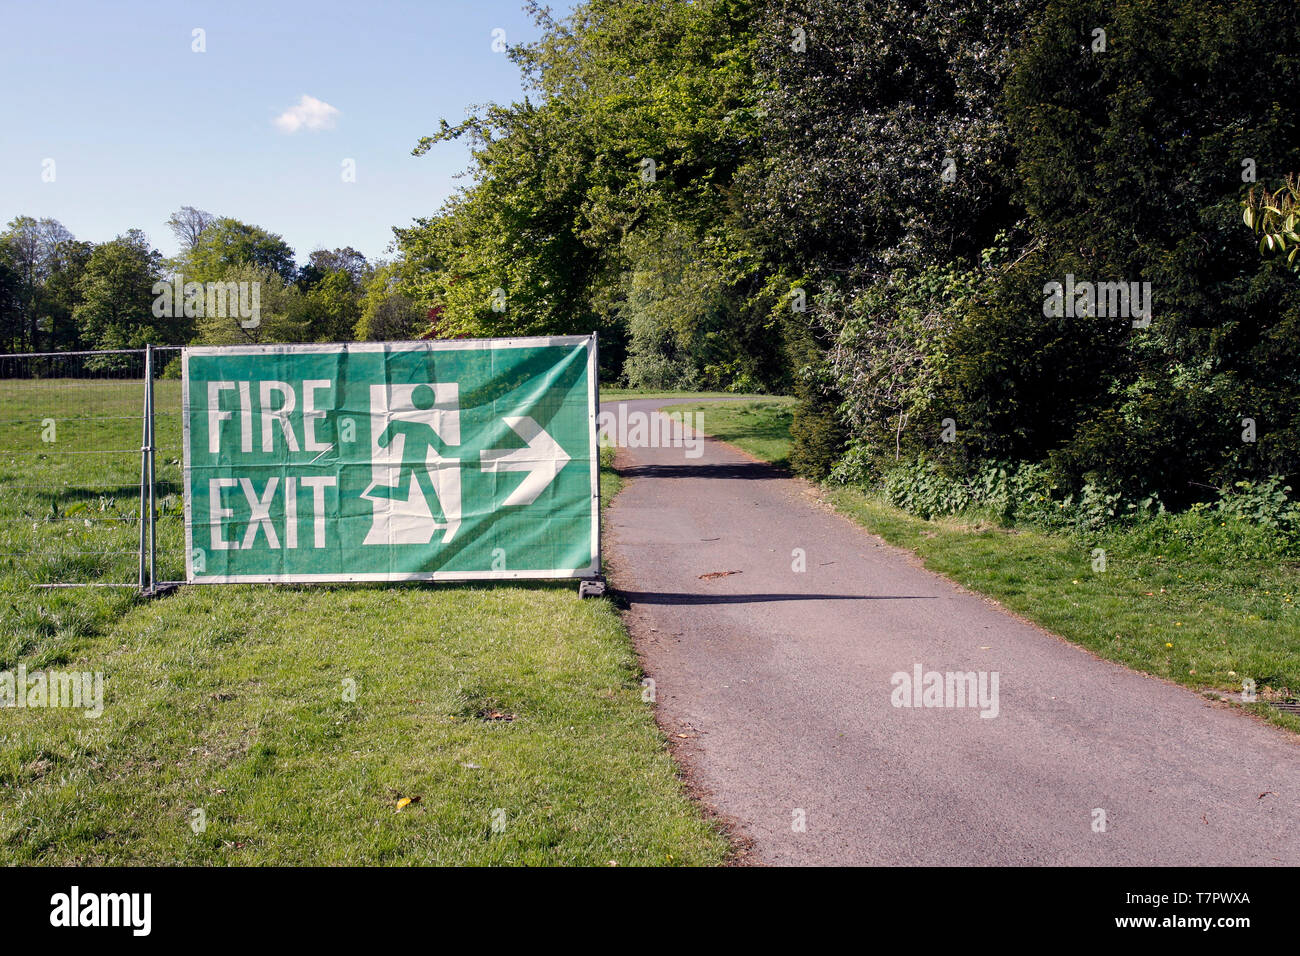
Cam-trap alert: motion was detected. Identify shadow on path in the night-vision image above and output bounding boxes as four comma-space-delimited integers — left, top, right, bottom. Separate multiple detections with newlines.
617, 590, 937, 606
616, 460, 788, 481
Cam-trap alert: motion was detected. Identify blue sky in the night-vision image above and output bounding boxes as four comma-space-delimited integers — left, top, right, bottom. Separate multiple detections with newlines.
0, 0, 575, 265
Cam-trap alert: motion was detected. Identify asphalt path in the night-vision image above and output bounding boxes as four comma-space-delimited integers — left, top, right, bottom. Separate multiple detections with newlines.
602, 398, 1300, 865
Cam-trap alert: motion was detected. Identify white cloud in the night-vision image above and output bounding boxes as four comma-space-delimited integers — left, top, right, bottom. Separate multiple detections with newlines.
273, 94, 340, 133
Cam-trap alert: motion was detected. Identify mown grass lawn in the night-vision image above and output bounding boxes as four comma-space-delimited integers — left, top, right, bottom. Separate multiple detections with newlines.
599, 388, 763, 401
664, 398, 795, 468
2, 581, 724, 865
665, 399, 1300, 735
0, 380, 727, 865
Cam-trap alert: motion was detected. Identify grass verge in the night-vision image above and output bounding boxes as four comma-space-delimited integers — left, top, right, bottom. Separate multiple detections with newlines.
662, 398, 795, 468
600, 388, 765, 401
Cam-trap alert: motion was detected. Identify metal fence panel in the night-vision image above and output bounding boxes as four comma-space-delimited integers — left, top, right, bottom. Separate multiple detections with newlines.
0, 348, 186, 593
0, 350, 148, 590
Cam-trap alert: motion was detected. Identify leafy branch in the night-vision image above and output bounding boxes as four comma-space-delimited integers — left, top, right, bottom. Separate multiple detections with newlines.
1243, 174, 1300, 270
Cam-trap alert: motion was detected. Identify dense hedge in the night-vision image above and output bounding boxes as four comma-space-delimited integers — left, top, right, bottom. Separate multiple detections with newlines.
783, 0, 1300, 507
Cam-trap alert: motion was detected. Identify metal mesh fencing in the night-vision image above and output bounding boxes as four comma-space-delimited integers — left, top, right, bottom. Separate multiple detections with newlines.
0, 348, 183, 592
151, 346, 185, 586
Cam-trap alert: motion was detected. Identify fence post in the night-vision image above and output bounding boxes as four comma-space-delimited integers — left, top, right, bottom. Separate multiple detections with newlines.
579, 331, 606, 599
592, 330, 601, 570
138, 349, 149, 593
146, 344, 156, 593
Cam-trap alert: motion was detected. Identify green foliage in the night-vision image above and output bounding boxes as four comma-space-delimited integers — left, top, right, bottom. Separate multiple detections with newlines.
38, 237, 93, 351
875, 456, 1156, 534
192, 264, 309, 346
397, 0, 777, 389
878, 458, 973, 521
739, 0, 1035, 280
741, 0, 1039, 475
821, 247, 1012, 469
0, 217, 83, 352
615, 226, 712, 390
182, 218, 296, 284
811, 0, 1300, 508
302, 247, 369, 286
298, 268, 362, 342
870, 455, 1300, 550
785, 316, 846, 479
0, 209, 408, 354
355, 264, 425, 341
74, 230, 172, 351
788, 386, 846, 479
0, 247, 20, 352
612, 223, 774, 391
1214, 476, 1300, 535
989, 0, 1300, 501
1244, 174, 1300, 270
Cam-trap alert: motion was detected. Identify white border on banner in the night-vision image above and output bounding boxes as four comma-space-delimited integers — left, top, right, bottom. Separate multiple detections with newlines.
182, 335, 600, 584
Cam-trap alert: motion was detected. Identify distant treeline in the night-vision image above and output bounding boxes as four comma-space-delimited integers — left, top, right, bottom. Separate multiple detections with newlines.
0, 208, 426, 359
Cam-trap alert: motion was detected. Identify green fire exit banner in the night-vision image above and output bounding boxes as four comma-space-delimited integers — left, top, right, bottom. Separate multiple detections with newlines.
182, 336, 599, 583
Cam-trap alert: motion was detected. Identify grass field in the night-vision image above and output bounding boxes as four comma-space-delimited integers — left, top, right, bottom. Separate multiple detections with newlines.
599, 388, 762, 401
0, 378, 727, 865
670, 398, 796, 468
665, 399, 1300, 735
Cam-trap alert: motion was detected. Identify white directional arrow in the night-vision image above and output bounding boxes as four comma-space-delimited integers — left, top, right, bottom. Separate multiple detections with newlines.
479, 416, 571, 506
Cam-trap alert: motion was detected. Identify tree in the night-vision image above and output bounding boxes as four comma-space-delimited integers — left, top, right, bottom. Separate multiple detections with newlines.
0, 244, 22, 353
978, 0, 1300, 499
182, 217, 296, 284
2, 219, 44, 349
0, 216, 76, 351
40, 237, 93, 350
166, 206, 215, 254
192, 263, 308, 345
301, 247, 369, 287
398, 0, 772, 384
738, 0, 1043, 475
739, 0, 1036, 281
355, 264, 425, 341
74, 230, 169, 350
299, 267, 362, 342
613, 222, 772, 391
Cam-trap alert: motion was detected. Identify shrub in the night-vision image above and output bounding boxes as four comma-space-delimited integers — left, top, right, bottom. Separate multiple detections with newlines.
786, 313, 847, 481
872, 455, 1173, 536
1215, 476, 1300, 536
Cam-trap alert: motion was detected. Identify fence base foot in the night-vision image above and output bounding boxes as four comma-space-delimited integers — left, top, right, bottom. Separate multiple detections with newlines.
140, 583, 179, 600
578, 576, 607, 599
